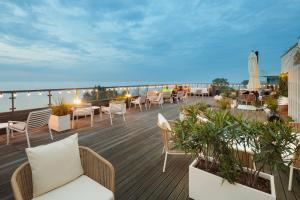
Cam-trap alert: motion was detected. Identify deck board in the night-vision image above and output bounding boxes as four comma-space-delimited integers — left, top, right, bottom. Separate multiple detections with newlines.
0, 97, 299, 200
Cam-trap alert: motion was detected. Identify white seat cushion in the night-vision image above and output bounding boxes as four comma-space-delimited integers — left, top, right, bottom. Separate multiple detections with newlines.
26, 134, 83, 197
10, 122, 26, 131
32, 175, 114, 200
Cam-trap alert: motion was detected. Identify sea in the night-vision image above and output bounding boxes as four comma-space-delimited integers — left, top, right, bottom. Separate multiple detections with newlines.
0, 81, 202, 112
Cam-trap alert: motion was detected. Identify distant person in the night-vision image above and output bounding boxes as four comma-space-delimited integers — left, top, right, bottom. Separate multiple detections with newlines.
162, 86, 171, 92
172, 85, 178, 103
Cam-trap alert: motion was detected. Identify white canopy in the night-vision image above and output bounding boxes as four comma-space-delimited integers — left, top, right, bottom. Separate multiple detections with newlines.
247, 52, 261, 91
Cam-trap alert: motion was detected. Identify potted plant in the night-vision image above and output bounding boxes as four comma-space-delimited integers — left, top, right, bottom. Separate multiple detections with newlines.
49, 99, 71, 132
174, 109, 297, 200
263, 96, 280, 121
216, 98, 231, 110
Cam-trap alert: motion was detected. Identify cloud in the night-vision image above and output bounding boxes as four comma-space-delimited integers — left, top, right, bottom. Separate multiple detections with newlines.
0, 0, 299, 82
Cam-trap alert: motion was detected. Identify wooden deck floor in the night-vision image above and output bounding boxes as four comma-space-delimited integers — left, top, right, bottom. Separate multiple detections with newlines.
0, 97, 300, 200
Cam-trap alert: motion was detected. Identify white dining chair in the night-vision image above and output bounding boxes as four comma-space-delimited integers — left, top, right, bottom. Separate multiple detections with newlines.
129, 96, 147, 111
7, 109, 53, 147
149, 93, 164, 109
101, 103, 126, 125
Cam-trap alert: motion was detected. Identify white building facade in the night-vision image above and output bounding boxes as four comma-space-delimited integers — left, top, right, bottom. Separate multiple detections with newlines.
281, 37, 300, 121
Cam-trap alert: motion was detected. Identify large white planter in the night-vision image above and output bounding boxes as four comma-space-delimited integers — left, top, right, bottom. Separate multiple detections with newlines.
49, 114, 71, 132
189, 159, 276, 200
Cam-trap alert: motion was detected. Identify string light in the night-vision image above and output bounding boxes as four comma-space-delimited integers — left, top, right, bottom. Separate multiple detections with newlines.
38, 92, 42, 96
58, 91, 62, 94
13, 93, 17, 97
73, 98, 81, 105
27, 92, 31, 96
67, 90, 71, 94
0, 93, 3, 98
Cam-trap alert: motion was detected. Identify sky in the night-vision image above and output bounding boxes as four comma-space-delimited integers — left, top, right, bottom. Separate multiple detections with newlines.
0, 0, 299, 84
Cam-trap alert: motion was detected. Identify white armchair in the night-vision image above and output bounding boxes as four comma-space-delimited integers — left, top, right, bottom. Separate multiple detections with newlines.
101, 102, 126, 125
149, 93, 164, 109
201, 88, 209, 96
129, 96, 147, 111
7, 109, 53, 147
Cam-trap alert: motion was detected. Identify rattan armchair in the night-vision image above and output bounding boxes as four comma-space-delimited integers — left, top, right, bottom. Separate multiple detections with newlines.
11, 146, 115, 200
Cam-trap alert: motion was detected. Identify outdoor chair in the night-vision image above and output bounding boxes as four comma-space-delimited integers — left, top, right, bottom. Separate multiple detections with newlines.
101, 102, 126, 125
157, 113, 186, 172
149, 93, 164, 109
11, 135, 115, 200
72, 103, 94, 129
129, 96, 147, 111
175, 91, 185, 102
146, 91, 157, 100
162, 91, 173, 103
201, 88, 209, 96
7, 109, 53, 148
194, 89, 202, 96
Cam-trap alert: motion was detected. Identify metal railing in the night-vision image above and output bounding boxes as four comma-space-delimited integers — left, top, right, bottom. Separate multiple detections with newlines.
0, 82, 246, 113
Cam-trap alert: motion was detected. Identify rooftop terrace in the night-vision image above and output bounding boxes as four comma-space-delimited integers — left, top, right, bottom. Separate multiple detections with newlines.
0, 97, 299, 200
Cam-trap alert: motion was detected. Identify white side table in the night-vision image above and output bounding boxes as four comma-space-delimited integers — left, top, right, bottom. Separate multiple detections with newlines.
0, 123, 9, 145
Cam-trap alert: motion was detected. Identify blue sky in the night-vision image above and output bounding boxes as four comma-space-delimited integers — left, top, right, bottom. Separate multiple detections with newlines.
0, 0, 299, 83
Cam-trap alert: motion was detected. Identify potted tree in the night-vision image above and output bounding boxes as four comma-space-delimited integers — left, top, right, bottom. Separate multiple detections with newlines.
49, 99, 71, 132
174, 108, 297, 200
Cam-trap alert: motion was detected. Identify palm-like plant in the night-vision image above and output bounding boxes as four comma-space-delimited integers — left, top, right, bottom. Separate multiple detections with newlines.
174, 104, 298, 189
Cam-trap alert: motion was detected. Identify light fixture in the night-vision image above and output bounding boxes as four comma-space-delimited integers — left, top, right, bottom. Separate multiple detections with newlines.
38, 92, 42, 96
13, 93, 17, 97
27, 92, 31, 96
0, 93, 3, 98
73, 98, 81, 105
125, 93, 131, 98
58, 91, 62, 94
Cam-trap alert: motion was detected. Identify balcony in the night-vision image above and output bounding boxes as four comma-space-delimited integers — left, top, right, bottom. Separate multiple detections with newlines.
0, 96, 299, 200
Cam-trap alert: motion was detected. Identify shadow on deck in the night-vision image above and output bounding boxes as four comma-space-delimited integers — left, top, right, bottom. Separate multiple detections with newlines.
0, 97, 299, 200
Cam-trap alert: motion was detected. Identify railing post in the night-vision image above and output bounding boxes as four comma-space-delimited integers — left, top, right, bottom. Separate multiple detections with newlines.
10, 92, 16, 112
48, 90, 52, 106
96, 88, 99, 101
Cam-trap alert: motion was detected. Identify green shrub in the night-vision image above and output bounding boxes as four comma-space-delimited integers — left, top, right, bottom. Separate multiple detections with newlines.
174, 109, 297, 187
216, 98, 231, 110
51, 99, 71, 116
264, 96, 278, 113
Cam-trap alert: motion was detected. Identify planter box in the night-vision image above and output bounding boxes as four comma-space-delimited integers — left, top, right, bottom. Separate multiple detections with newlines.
189, 159, 276, 200
49, 114, 71, 132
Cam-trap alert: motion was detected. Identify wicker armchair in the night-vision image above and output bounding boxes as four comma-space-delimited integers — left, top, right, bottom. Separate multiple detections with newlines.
11, 146, 115, 200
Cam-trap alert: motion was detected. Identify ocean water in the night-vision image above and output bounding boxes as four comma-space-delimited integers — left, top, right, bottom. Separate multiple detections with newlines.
0, 81, 201, 112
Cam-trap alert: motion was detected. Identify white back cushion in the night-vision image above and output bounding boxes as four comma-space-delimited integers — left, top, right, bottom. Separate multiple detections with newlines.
26, 134, 83, 197
158, 113, 172, 131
